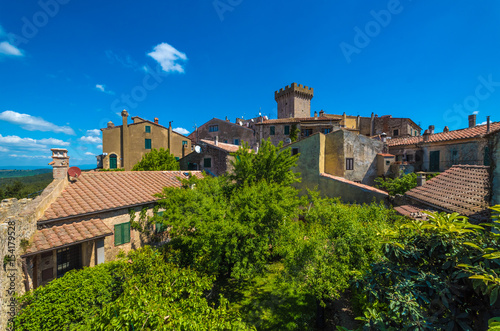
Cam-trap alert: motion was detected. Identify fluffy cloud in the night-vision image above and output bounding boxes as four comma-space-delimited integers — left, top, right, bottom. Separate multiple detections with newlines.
147, 42, 187, 73
85, 152, 94, 156
0, 146, 8, 152
0, 41, 23, 57
9, 154, 52, 159
0, 110, 75, 135
97, 144, 102, 149
86, 129, 101, 136
95, 84, 115, 95
173, 127, 190, 135
0, 134, 69, 148
79, 135, 102, 144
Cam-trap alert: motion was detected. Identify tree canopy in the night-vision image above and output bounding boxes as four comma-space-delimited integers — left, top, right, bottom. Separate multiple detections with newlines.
132, 148, 179, 171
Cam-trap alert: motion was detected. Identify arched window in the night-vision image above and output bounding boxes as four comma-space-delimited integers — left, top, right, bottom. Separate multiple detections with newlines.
109, 154, 117, 169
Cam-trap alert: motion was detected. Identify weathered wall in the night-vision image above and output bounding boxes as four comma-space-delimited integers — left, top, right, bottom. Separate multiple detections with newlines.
318, 175, 389, 205
179, 144, 233, 176
421, 140, 488, 172
189, 118, 255, 147
491, 131, 500, 206
275, 83, 313, 119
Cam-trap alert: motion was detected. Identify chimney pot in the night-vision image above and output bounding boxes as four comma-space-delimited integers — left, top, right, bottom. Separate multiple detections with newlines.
50, 148, 69, 180
469, 114, 476, 128
215, 136, 218, 146
428, 125, 435, 134
107, 121, 114, 128
417, 172, 426, 186
423, 129, 430, 141
319, 110, 324, 117
314, 111, 318, 118
487, 116, 491, 133
154, 117, 158, 124
443, 126, 449, 133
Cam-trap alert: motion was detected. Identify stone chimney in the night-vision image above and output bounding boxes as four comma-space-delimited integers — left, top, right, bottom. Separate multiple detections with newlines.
154, 117, 159, 124
215, 136, 218, 146
487, 116, 491, 133
469, 114, 476, 128
443, 126, 449, 133
121, 110, 129, 170
428, 125, 435, 134
107, 121, 114, 128
225, 116, 229, 122
49, 148, 69, 179
380, 132, 387, 143
314, 111, 318, 118
423, 129, 430, 142
319, 110, 324, 117
417, 172, 426, 187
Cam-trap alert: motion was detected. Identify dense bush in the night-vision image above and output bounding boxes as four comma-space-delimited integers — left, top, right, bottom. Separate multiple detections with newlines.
132, 148, 179, 171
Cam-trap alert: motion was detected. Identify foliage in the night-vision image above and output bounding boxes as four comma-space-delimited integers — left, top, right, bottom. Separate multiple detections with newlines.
0, 173, 52, 200
132, 148, 179, 171
228, 138, 300, 187
13, 247, 250, 330
156, 175, 302, 280
289, 124, 300, 142
279, 193, 396, 304
354, 210, 500, 330
374, 172, 417, 196
0, 168, 51, 178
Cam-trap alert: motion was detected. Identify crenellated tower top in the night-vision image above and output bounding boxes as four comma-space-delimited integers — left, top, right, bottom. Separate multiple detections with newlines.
275, 83, 314, 119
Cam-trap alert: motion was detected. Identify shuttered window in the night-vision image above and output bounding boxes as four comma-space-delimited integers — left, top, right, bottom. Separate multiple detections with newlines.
114, 222, 131, 246
270, 126, 275, 135
145, 125, 151, 133
145, 139, 152, 149
204, 158, 212, 168
284, 126, 290, 135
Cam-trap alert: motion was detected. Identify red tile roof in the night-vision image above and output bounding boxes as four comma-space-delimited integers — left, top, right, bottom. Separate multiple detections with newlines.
40, 171, 203, 222
387, 122, 500, 146
405, 165, 490, 216
393, 204, 430, 220
23, 218, 112, 256
201, 139, 241, 153
255, 116, 340, 125
320, 173, 389, 195
377, 153, 395, 157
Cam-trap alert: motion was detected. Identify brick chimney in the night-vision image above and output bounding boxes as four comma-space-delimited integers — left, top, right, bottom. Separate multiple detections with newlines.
428, 125, 435, 134
154, 117, 159, 124
314, 111, 318, 118
49, 148, 69, 179
443, 126, 449, 133
469, 114, 476, 128
215, 136, 218, 146
319, 110, 324, 117
417, 172, 426, 186
423, 129, 430, 142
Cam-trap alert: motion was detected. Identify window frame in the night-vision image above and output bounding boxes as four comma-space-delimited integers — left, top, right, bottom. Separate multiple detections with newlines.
114, 222, 131, 246
209, 125, 219, 132
291, 147, 299, 156
145, 139, 152, 149
145, 125, 151, 133
270, 126, 275, 135
346, 158, 354, 170
204, 157, 212, 168
284, 125, 290, 135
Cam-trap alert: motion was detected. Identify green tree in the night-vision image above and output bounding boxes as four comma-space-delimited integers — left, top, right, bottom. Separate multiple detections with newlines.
229, 138, 300, 187
132, 148, 180, 171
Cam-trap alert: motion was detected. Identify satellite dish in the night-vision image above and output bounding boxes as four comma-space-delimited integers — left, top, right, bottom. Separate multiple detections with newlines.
68, 166, 82, 178
284, 138, 291, 144
238, 121, 243, 126
194, 145, 201, 153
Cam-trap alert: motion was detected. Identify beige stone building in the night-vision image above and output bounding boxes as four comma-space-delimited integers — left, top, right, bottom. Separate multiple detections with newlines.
188, 117, 255, 147
101, 110, 192, 170
16, 149, 202, 290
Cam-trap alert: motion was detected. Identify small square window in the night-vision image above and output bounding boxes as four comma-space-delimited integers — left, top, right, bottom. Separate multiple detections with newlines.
270, 126, 275, 135
393, 129, 399, 137
234, 139, 239, 146
346, 158, 354, 170
204, 158, 212, 168
324, 128, 331, 134
284, 126, 290, 135
182, 140, 188, 146
145, 125, 151, 133
303, 129, 312, 137
145, 139, 152, 149
291, 148, 299, 156
209, 125, 219, 132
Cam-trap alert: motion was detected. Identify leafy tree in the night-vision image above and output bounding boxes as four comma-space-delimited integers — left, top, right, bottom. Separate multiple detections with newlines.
132, 148, 179, 171
289, 124, 300, 142
155, 175, 302, 281
375, 172, 418, 196
229, 138, 300, 187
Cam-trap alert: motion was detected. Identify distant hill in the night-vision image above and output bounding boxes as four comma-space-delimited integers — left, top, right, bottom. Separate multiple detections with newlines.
0, 168, 52, 179
0, 173, 53, 200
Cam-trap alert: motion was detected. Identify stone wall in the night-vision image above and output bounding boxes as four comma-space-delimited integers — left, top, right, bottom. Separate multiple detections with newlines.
0, 178, 67, 330
189, 118, 255, 148
490, 131, 500, 206
179, 144, 233, 176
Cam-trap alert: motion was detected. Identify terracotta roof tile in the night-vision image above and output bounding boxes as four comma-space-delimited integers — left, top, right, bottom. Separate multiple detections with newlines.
200, 139, 242, 153
23, 218, 113, 256
387, 122, 500, 146
40, 171, 203, 222
405, 165, 490, 216
394, 204, 431, 220
320, 173, 389, 196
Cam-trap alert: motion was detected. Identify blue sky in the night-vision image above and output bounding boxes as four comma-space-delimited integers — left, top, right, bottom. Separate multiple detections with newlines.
0, 0, 499, 167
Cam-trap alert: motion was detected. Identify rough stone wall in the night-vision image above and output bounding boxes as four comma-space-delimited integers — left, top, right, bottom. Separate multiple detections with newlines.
258, 123, 336, 146
0, 177, 67, 330
421, 140, 488, 172
189, 118, 255, 148
179, 144, 232, 176
373, 117, 420, 138
318, 175, 388, 205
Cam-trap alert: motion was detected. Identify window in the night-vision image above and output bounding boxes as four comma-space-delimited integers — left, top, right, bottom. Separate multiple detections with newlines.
406, 154, 414, 162
109, 154, 117, 169
346, 158, 354, 170
209, 125, 219, 132
155, 211, 167, 233
393, 129, 399, 137
284, 125, 290, 135
187, 162, 197, 170
182, 140, 188, 146
224, 140, 228, 143
291, 148, 299, 156
450, 150, 458, 164
114, 222, 131, 246
323, 128, 331, 134
175, 157, 179, 161
145, 139, 152, 149
57, 244, 81, 278
303, 129, 313, 137
234, 139, 239, 145
145, 125, 151, 133
270, 126, 275, 135
204, 158, 212, 168
385, 160, 391, 166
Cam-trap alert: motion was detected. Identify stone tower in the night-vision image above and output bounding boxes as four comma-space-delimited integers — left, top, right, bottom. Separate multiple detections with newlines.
275, 83, 314, 119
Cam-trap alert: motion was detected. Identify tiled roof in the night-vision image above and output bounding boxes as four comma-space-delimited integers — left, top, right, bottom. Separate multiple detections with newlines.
405, 165, 490, 216
377, 153, 395, 157
320, 173, 389, 196
201, 139, 241, 153
255, 116, 340, 125
393, 204, 431, 220
387, 122, 500, 146
40, 171, 203, 222
23, 218, 112, 256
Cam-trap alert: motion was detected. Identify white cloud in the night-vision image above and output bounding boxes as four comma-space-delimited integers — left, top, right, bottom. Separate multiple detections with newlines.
0, 41, 24, 57
97, 144, 102, 149
0, 134, 69, 149
147, 42, 187, 73
0, 110, 76, 135
0, 146, 8, 152
86, 129, 101, 136
95, 84, 115, 95
173, 127, 190, 135
79, 135, 102, 144
85, 152, 94, 156
9, 154, 52, 159
473, 111, 479, 115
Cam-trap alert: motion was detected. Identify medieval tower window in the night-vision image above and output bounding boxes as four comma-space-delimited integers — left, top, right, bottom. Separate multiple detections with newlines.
346, 158, 354, 170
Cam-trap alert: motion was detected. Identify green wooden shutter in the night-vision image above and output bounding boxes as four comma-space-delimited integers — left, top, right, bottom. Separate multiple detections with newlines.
284, 125, 290, 135
145, 139, 152, 149
123, 222, 131, 244
114, 224, 122, 246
